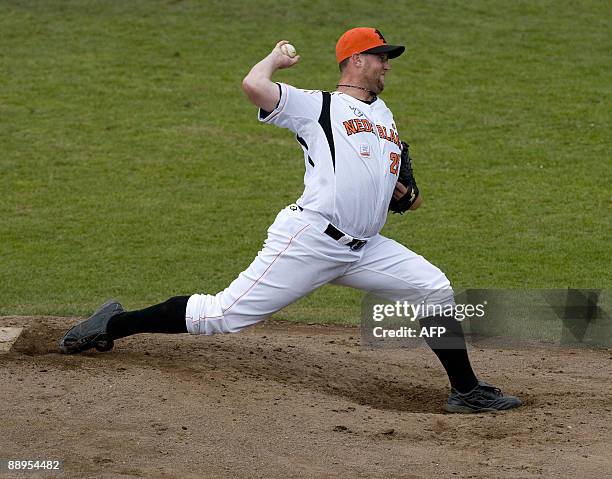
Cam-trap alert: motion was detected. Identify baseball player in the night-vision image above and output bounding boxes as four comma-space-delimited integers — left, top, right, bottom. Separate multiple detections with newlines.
59, 28, 521, 413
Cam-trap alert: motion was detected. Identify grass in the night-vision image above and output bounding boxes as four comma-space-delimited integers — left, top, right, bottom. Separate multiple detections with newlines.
1, 0, 610, 319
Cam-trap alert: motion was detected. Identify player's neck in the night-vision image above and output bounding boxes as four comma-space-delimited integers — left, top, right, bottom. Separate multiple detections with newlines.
336, 77, 376, 102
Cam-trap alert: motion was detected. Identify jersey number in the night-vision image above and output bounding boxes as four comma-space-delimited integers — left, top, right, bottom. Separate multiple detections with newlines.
389, 152, 400, 175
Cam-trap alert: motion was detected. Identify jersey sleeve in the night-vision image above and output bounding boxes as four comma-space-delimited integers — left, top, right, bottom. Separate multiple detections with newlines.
258, 83, 322, 135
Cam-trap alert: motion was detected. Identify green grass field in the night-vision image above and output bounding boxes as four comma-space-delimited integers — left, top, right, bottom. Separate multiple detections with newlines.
1, 0, 610, 319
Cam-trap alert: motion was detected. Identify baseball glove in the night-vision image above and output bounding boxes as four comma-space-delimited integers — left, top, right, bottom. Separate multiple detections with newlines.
389, 141, 420, 214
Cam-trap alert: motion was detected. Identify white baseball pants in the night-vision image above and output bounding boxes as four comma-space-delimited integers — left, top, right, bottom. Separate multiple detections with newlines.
185, 205, 453, 335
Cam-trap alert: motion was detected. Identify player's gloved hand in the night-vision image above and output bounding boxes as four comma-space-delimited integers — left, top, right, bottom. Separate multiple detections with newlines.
389, 141, 420, 214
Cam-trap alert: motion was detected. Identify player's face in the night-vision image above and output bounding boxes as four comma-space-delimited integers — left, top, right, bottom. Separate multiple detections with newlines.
361, 53, 390, 94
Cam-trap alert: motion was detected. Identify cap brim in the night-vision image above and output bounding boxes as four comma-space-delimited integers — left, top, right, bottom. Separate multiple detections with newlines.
362, 44, 405, 59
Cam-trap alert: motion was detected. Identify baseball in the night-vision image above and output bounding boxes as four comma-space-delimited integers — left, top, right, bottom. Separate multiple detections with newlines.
280, 43, 297, 58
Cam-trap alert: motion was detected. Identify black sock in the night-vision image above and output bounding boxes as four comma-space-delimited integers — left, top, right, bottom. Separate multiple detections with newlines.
419, 314, 478, 393
107, 295, 190, 340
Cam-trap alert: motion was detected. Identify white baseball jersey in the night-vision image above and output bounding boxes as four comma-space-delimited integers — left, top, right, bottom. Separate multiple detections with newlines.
259, 83, 402, 239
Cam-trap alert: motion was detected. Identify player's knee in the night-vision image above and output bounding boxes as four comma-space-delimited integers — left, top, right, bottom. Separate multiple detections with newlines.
185, 294, 266, 335
185, 293, 233, 335
400, 265, 453, 301
424, 287, 455, 308
415, 271, 454, 310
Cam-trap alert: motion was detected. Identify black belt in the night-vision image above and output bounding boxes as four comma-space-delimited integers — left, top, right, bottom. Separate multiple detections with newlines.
293, 205, 367, 251
324, 224, 367, 251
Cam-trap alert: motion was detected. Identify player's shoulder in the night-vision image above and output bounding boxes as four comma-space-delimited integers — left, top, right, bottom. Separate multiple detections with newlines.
301, 88, 325, 96
281, 84, 325, 110
372, 96, 395, 117
373, 96, 389, 109
282, 83, 324, 97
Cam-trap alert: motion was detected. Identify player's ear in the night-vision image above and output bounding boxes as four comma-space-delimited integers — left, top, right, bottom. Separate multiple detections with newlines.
351, 53, 363, 68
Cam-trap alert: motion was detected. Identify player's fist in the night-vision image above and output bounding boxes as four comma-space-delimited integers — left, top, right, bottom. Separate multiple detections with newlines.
280, 43, 297, 58
271, 40, 300, 69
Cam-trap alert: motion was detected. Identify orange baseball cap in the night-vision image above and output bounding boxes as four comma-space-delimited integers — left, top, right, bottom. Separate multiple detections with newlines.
336, 27, 405, 63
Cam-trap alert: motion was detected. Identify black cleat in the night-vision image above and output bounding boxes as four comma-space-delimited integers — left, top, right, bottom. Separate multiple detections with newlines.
445, 380, 522, 413
58, 300, 124, 354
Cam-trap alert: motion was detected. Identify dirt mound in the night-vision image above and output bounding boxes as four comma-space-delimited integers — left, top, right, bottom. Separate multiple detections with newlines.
10, 317, 70, 356
0, 316, 610, 478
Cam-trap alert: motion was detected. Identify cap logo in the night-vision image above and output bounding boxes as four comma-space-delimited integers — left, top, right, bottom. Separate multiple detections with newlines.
374, 29, 386, 42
